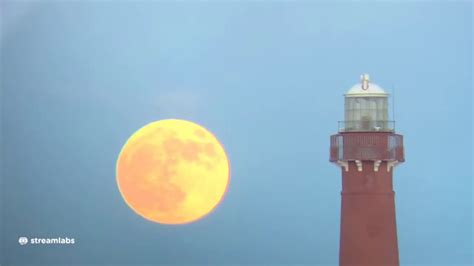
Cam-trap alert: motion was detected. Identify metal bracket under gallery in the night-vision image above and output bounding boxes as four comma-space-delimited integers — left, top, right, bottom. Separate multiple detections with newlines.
335, 159, 400, 172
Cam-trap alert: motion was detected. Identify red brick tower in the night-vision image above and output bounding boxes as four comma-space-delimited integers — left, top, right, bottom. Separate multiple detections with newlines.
330, 74, 405, 266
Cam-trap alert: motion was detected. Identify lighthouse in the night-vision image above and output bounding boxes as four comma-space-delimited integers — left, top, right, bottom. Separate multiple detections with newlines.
330, 74, 405, 266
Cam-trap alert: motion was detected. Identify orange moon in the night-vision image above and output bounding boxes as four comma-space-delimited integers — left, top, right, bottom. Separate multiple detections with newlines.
116, 119, 230, 224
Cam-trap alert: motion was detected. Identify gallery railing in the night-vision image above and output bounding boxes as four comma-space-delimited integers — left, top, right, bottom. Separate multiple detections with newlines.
338, 120, 395, 132
330, 132, 404, 162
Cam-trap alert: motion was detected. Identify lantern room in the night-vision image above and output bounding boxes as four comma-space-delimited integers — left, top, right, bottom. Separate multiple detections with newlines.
341, 74, 392, 132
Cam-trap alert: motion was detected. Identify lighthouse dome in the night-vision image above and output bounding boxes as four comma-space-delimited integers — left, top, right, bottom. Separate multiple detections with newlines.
345, 74, 388, 97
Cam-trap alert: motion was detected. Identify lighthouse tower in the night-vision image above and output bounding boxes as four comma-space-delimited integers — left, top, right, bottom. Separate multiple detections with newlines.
330, 74, 405, 266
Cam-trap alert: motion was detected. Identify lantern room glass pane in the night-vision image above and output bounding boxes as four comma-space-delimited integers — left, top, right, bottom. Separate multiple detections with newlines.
344, 96, 389, 131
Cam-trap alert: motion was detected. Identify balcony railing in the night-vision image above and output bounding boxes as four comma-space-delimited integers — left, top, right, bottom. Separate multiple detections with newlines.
330, 133, 404, 162
338, 120, 395, 132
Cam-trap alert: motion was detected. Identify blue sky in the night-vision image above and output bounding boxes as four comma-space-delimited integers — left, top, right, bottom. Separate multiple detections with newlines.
1, 1, 472, 265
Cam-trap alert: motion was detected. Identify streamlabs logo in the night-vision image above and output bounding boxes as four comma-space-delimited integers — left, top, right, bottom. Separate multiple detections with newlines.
18, 237, 28, 245
18, 236, 75, 245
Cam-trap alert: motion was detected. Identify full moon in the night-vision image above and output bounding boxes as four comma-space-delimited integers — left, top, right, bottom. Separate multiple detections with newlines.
116, 119, 230, 224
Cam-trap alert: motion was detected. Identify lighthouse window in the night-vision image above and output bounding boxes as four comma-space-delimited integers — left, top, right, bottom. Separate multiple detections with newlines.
344, 96, 389, 131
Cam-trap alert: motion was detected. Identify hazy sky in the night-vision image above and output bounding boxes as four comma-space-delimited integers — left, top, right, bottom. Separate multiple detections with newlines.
1, 1, 472, 265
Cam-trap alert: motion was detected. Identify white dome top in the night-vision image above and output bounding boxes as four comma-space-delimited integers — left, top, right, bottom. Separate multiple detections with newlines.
345, 74, 388, 97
